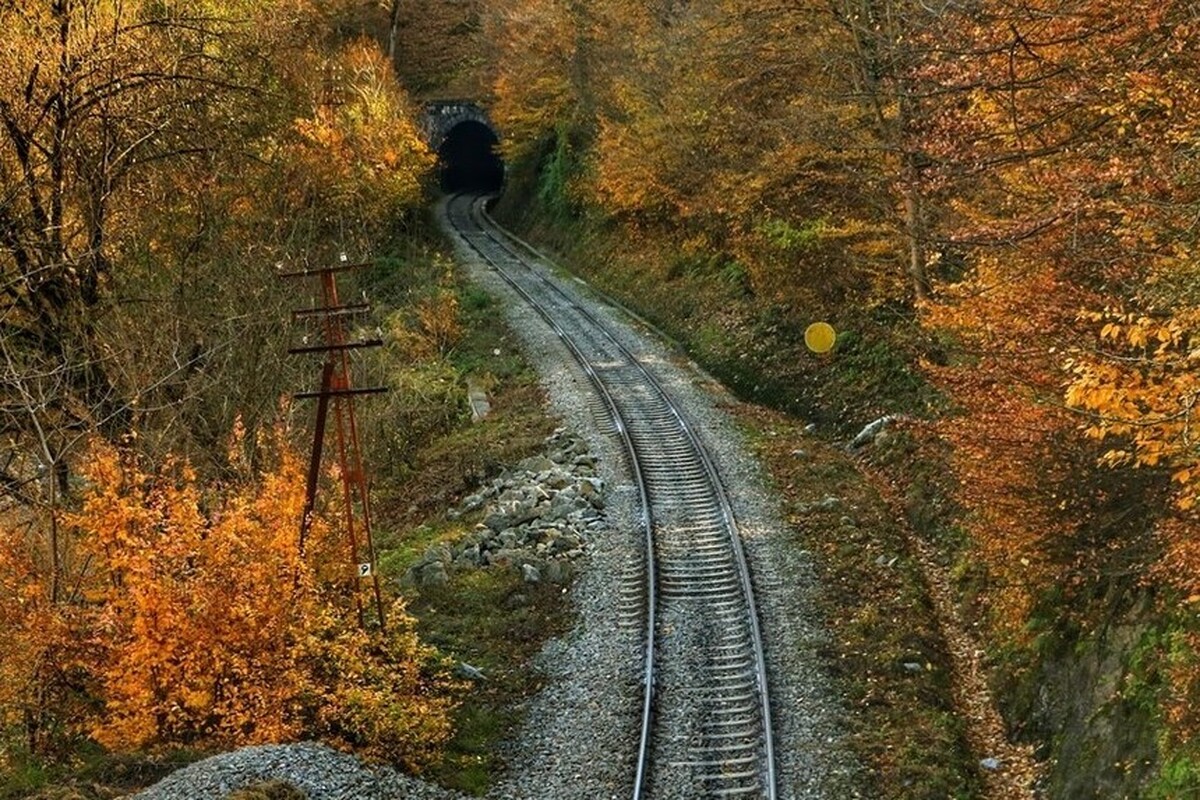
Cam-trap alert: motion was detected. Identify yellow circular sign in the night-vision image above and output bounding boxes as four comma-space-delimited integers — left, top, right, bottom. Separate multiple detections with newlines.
804, 322, 837, 353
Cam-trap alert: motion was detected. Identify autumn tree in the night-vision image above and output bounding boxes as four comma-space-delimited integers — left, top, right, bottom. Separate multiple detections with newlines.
822, 0, 953, 300
1048, 7, 1200, 741
0, 2, 245, 493
910, 0, 1200, 644
0, 0, 432, 469
483, 0, 584, 159
388, 0, 489, 97
290, 40, 433, 244
1051, 4, 1200, 516
1, 0, 431, 581
0, 429, 458, 764
0, 0, 281, 646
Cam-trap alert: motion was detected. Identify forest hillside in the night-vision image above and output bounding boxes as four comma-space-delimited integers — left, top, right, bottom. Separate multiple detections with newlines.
0, 0, 462, 784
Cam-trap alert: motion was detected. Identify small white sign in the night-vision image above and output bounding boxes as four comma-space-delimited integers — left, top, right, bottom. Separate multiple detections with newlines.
358, 562, 373, 578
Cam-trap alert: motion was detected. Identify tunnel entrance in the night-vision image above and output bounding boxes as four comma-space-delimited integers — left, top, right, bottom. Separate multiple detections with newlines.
438, 120, 504, 193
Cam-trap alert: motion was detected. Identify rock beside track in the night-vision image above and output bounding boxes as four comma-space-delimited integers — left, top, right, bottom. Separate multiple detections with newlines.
404, 428, 604, 587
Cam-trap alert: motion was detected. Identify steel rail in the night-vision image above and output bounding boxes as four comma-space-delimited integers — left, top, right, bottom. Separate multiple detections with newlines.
446, 192, 776, 799
474, 197, 778, 799
446, 194, 660, 796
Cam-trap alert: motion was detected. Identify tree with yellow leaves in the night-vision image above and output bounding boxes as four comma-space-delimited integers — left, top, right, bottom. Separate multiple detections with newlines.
1, 427, 458, 766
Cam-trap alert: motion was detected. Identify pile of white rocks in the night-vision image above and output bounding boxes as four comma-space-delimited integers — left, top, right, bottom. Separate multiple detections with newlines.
403, 428, 606, 587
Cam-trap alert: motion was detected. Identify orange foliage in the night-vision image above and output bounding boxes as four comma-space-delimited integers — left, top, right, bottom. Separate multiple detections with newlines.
0, 511, 93, 756
485, 0, 581, 158
0, 430, 456, 767
290, 39, 434, 236
923, 259, 1088, 627
1066, 310, 1200, 512
386, 269, 464, 363
486, 0, 912, 307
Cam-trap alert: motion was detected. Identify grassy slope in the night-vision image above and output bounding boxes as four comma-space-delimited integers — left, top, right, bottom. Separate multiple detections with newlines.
744, 408, 979, 798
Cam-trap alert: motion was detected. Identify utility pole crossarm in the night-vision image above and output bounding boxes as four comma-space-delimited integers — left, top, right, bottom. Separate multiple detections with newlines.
293, 386, 388, 400
292, 303, 371, 319
277, 261, 373, 278
287, 339, 383, 355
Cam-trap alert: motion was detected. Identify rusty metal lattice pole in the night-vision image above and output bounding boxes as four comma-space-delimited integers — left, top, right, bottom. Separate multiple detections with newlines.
282, 258, 387, 631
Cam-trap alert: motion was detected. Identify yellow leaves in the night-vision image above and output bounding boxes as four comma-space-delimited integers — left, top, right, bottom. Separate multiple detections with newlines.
288, 38, 432, 236
295, 116, 347, 151
1065, 304, 1200, 517
589, 112, 681, 219
0, 427, 457, 762
487, 0, 580, 155
920, 249, 1106, 634
386, 274, 465, 363
1097, 313, 1182, 351
414, 290, 463, 359
494, 72, 576, 155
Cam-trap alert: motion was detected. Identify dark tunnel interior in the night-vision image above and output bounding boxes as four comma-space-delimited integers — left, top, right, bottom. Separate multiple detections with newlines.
438, 120, 505, 193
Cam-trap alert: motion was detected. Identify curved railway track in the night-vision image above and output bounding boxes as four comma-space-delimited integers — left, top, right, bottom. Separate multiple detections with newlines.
446, 192, 777, 800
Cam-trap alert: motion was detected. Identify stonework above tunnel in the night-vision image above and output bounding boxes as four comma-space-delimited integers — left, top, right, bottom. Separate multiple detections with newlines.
420, 101, 497, 151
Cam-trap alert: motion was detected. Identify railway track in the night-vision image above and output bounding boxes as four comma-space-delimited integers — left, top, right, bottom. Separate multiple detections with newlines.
446, 192, 777, 800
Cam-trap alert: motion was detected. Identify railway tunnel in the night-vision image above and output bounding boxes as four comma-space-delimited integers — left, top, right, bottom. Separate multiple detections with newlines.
423, 101, 504, 193
438, 120, 504, 192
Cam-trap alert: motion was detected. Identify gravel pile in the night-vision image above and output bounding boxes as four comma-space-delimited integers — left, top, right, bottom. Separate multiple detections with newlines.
128, 742, 465, 800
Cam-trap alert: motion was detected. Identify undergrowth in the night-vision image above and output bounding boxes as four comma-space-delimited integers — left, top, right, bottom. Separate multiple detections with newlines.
743, 407, 979, 799
3, 205, 566, 798
360, 209, 567, 795
407, 570, 573, 794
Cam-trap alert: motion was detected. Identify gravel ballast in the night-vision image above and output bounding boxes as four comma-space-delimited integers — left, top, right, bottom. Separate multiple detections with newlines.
447, 198, 863, 798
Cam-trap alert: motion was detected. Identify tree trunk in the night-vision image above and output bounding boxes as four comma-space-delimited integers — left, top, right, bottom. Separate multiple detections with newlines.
901, 155, 930, 302
387, 0, 402, 63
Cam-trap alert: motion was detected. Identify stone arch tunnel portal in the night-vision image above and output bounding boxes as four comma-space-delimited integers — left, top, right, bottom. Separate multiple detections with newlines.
438, 120, 504, 193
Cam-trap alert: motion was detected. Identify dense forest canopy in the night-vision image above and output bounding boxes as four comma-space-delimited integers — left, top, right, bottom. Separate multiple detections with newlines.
3, 0, 1200, 794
